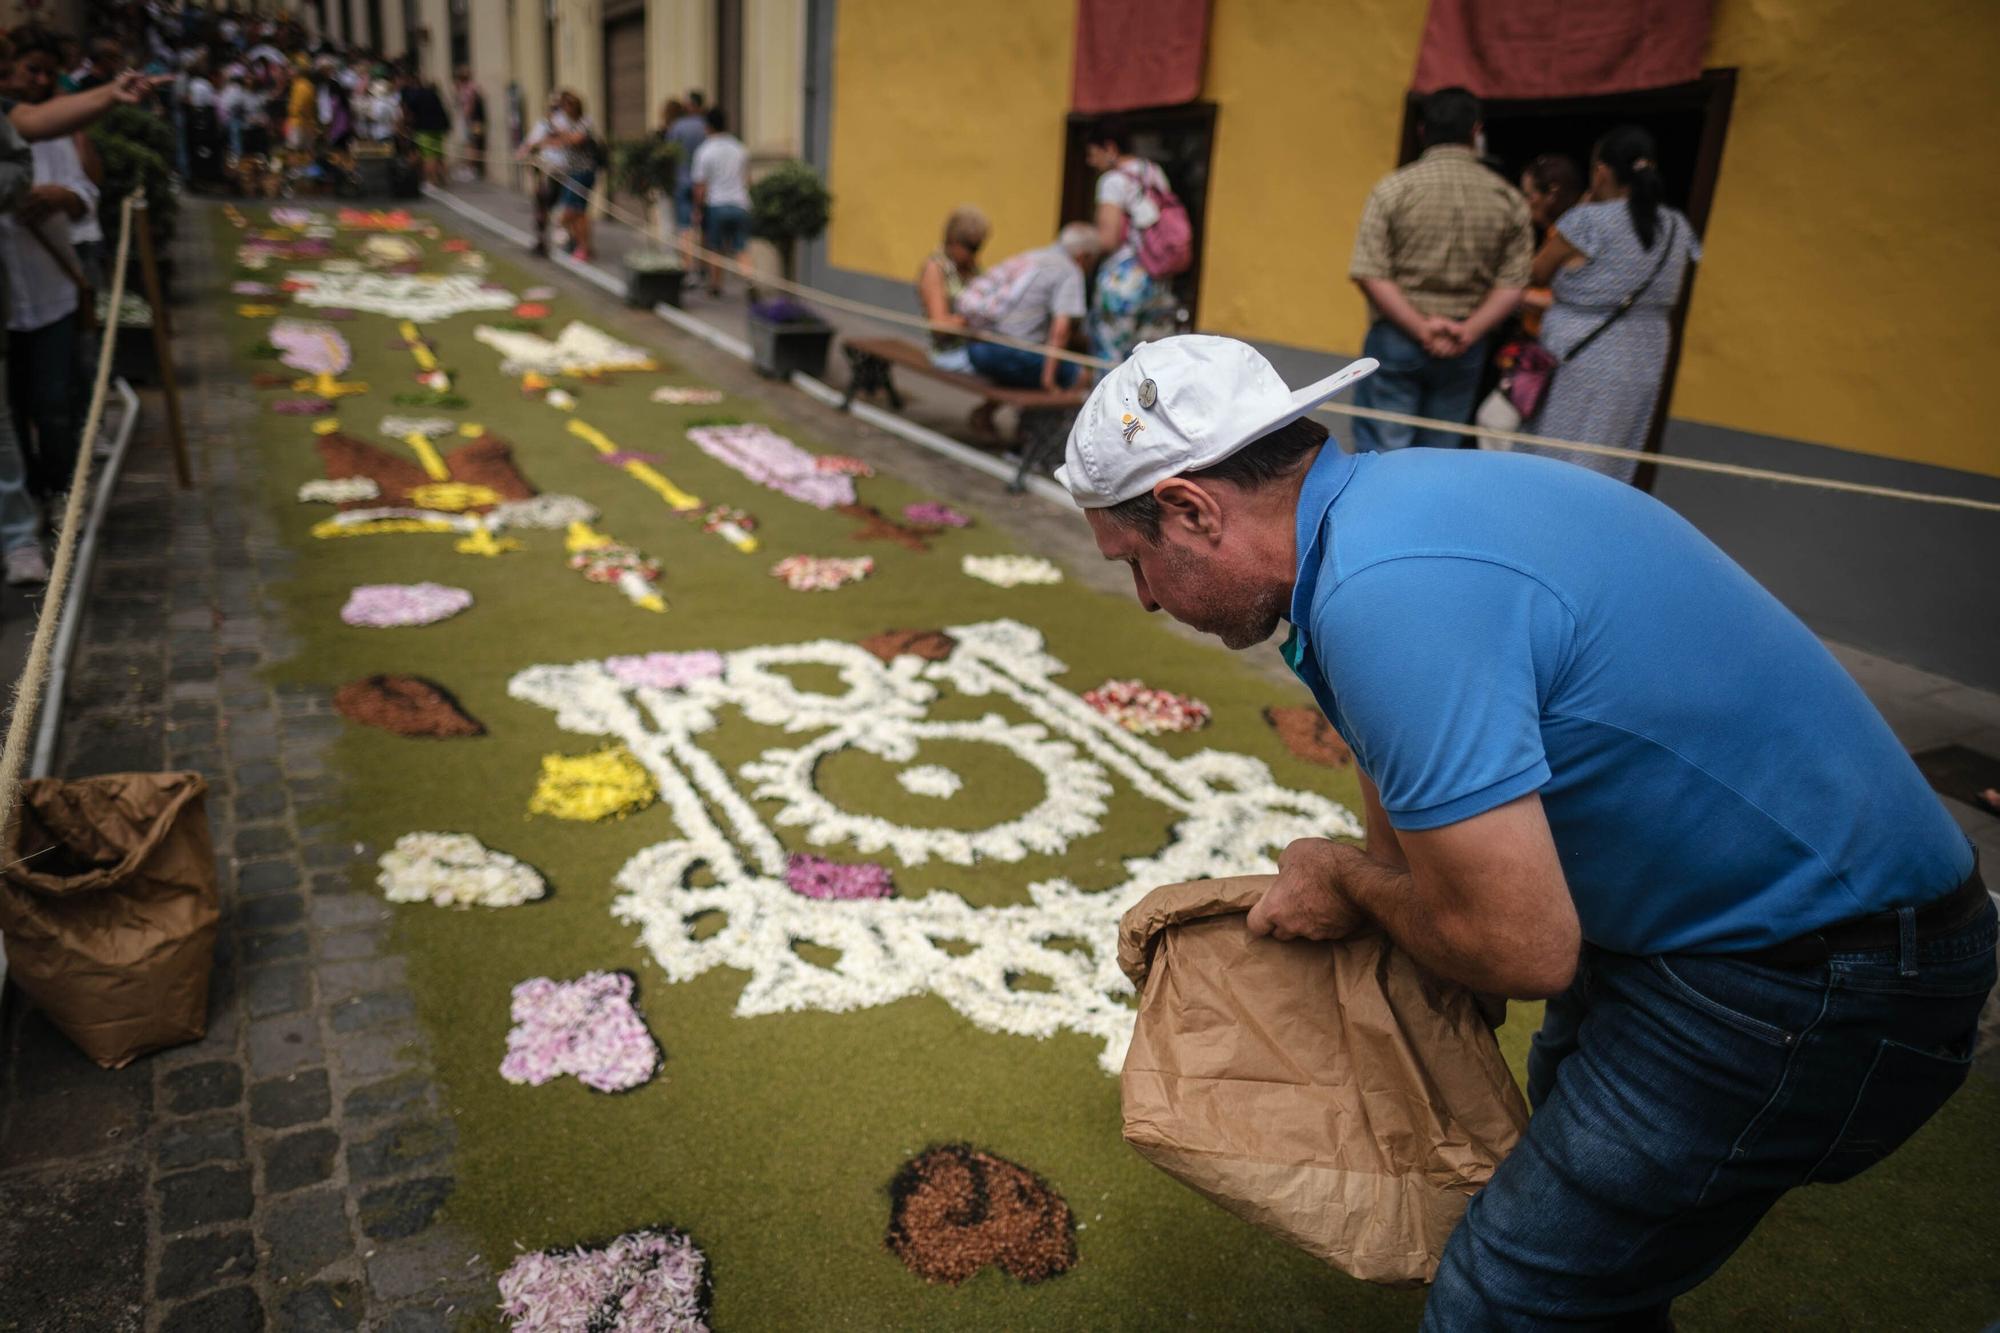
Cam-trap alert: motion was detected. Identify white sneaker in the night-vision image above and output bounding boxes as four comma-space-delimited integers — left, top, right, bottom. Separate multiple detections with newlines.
5, 544, 48, 586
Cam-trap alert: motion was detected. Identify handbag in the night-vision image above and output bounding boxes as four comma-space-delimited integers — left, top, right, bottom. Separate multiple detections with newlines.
1121, 162, 1193, 279
1502, 214, 1681, 423
1474, 380, 1522, 450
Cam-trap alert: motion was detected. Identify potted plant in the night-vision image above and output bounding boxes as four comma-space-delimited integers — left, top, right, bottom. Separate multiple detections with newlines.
89, 106, 177, 299
611, 138, 686, 308
99, 290, 157, 385
746, 161, 834, 378
745, 295, 835, 380
624, 249, 686, 310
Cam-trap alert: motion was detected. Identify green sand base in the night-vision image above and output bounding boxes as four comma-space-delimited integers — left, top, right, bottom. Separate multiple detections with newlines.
212, 207, 1999, 1330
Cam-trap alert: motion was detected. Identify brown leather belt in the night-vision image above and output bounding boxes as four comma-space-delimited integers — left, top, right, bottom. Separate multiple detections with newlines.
1733, 866, 1990, 970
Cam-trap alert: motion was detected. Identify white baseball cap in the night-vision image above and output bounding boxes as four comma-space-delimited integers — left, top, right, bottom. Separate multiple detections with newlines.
1055, 336, 1377, 508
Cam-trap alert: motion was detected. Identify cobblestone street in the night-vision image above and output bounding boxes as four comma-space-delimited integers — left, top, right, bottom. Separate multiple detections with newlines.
0, 215, 488, 1333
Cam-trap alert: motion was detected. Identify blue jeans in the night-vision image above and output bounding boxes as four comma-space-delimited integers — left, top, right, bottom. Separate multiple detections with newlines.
966, 339, 1079, 390
8, 312, 79, 497
556, 167, 596, 212
1423, 895, 1996, 1330
703, 203, 751, 257
1351, 319, 1487, 451
0, 366, 41, 554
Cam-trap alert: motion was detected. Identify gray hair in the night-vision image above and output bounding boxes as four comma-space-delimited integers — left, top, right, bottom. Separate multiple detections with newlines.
943, 206, 990, 251
1058, 222, 1103, 260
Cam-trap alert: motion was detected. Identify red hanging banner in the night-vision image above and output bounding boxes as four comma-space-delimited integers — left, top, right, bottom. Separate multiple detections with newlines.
1072, 0, 1212, 115
1412, 0, 1713, 100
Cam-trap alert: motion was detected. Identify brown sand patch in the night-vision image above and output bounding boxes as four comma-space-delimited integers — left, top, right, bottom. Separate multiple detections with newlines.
335, 675, 485, 738
885, 1144, 1076, 1286
1264, 705, 1352, 767
314, 433, 538, 512
858, 629, 958, 663
840, 503, 941, 553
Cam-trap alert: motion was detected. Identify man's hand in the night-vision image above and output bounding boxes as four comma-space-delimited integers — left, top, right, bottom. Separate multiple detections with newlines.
20, 184, 83, 224
1246, 838, 1369, 942
110, 71, 166, 106
1422, 316, 1467, 358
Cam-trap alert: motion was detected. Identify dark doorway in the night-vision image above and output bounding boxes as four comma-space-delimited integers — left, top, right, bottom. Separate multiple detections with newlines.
1059, 102, 1218, 327
715, 0, 744, 143
1396, 71, 1736, 489
448, 0, 469, 70
602, 9, 649, 209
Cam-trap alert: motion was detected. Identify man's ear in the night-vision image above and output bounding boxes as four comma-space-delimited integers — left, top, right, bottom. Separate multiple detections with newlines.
1152, 478, 1223, 543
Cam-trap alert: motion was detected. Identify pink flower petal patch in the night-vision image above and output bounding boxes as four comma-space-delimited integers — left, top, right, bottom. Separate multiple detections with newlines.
785, 853, 895, 901
340, 582, 474, 628
497, 1225, 710, 1332
769, 555, 873, 592
499, 970, 662, 1094
603, 650, 725, 690
903, 502, 969, 528
1081, 679, 1212, 735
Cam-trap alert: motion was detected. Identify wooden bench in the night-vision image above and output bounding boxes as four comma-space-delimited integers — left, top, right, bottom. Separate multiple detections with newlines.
838, 336, 1087, 492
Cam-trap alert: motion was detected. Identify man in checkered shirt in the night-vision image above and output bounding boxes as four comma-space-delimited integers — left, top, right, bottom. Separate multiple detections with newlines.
1348, 87, 1534, 451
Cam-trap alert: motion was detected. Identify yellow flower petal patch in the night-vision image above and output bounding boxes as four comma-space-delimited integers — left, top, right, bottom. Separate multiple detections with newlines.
528, 745, 658, 822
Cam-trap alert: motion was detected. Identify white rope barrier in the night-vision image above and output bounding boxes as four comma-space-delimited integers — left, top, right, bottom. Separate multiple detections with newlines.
0, 192, 138, 837
457, 154, 2000, 516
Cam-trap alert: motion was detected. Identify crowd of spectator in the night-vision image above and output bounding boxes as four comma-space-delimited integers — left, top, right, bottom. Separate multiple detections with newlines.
68, 2, 464, 199
0, 21, 160, 591
911, 93, 1699, 482
0, 2, 481, 601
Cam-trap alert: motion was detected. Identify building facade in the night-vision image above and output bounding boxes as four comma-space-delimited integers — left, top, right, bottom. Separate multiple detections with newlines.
294, 0, 1998, 689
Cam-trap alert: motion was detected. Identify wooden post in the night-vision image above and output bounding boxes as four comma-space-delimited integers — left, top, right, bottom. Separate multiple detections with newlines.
132, 193, 191, 490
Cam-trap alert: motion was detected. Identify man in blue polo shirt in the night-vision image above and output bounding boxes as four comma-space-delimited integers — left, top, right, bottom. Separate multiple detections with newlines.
1059, 335, 1993, 1328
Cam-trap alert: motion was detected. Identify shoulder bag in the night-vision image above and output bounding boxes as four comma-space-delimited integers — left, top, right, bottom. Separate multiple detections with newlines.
1503, 213, 1682, 423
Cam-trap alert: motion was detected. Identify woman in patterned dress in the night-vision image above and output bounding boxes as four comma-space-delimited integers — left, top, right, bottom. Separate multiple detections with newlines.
1523, 126, 1702, 483
1082, 117, 1179, 364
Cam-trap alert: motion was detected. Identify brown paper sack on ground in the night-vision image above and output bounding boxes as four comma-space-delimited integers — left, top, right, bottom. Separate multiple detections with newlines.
1118, 875, 1529, 1285
0, 773, 218, 1068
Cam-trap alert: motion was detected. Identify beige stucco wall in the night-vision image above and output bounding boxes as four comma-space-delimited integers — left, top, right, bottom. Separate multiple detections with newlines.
467, 0, 514, 181
646, 0, 715, 132
742, 0, 804, 160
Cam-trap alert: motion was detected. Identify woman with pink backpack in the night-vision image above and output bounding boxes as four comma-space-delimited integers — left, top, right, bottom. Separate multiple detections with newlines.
1083, 117, 1191, 363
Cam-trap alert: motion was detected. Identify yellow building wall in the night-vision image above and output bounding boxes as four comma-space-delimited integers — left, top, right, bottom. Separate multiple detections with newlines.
826, 0, 1077, 283
1676, 0, 2000, 475
824, 0, 1999, 477
1199, 0, 1427, 354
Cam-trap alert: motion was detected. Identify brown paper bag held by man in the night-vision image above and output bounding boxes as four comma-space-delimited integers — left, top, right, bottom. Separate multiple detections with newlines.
1057, 336, 1993, 1329
1119, 874, 1529, 1285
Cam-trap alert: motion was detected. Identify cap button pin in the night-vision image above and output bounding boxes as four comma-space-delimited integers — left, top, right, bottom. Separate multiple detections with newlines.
1137, 378, 1157, 409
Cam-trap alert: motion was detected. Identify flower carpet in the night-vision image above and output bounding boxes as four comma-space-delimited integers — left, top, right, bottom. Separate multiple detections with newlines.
212, 205, 2000, 1330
